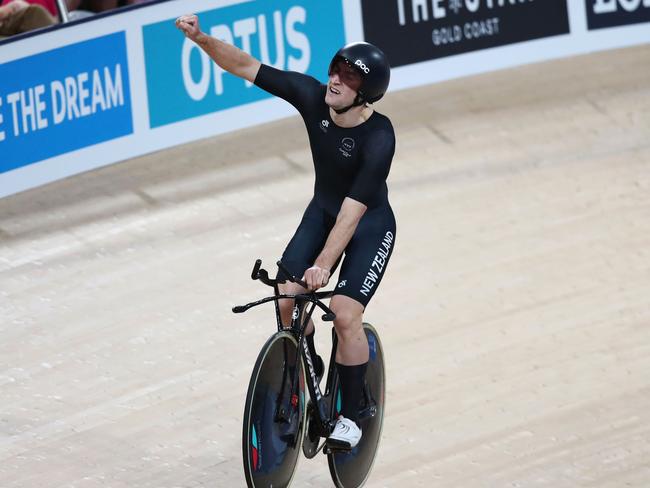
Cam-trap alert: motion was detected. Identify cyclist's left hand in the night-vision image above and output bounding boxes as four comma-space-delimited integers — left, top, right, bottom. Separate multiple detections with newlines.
303, 266, 330, 290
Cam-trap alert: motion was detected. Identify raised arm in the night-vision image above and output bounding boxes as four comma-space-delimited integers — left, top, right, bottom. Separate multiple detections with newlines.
175, 14, 261, 83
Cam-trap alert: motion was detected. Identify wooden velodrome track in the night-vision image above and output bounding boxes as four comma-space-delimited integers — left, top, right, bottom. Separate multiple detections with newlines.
2, 44, 649, 487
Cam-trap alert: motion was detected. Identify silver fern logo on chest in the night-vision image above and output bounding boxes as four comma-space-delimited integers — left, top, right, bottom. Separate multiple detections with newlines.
339, 137, 355, 158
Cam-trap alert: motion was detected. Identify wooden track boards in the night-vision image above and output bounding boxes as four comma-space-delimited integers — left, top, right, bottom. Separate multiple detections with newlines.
1, 45, 649, 487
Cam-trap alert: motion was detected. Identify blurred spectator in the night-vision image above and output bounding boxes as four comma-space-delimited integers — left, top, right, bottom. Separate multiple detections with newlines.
1, 0, 57, 16
0, 0, 156, 38
0, 0, 57, 38
65, 0, 155, 15
66, 0, 117, 13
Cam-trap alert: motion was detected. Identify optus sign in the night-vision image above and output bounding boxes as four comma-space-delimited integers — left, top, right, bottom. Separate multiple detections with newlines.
142, 1, 344, 128
586, 0, 650, 29
361, 0, 570, 68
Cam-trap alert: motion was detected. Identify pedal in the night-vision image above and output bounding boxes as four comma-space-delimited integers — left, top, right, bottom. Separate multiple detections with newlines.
324, 438, 353, 454
358, 404, 377, 421
323, 444, 352, 455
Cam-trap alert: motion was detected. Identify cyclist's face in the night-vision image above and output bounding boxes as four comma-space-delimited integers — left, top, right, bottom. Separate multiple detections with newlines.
326, 59, 362, 109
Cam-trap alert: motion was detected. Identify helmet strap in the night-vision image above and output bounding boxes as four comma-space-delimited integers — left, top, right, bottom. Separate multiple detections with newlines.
333, 94, 366, 115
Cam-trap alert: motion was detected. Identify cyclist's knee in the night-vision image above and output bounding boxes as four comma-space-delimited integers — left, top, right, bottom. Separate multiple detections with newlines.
331, 297, 363, 338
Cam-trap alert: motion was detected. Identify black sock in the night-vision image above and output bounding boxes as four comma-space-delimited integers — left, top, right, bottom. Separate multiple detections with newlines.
336, 362, 368, 425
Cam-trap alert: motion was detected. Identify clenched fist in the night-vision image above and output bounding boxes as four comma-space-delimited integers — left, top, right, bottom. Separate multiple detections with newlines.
175, 14, 203, 43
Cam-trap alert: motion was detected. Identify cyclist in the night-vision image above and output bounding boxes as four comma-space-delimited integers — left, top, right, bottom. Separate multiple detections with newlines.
176, 14, 396, 450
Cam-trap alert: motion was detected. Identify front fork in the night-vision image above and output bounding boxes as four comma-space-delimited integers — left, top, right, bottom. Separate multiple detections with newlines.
275, 300, 335, 434
273, 300, 321, 433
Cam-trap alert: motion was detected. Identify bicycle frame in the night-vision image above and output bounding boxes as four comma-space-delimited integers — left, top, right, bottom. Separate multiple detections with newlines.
233, 259, 340, 440
293, 294, 339, 439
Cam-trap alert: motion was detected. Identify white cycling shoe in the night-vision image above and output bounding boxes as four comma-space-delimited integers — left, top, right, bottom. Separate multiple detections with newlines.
326, 415, 362, 450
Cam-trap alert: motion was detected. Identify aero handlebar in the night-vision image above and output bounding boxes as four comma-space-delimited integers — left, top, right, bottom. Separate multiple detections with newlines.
232, 259, 336, 322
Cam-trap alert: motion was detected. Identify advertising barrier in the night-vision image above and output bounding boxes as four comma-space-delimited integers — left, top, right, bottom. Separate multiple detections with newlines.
361, 0, 570, 67
143, 1, 344, 128
0, 0, 346, 197
0, 32, 132, 173
0, 0, 648, 198
586, 0, 650, 29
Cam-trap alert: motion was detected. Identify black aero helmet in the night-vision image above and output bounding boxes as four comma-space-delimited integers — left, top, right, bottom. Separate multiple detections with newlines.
328, 41, 391, 106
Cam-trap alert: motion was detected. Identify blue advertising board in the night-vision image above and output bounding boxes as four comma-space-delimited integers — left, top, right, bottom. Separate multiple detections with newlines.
143, 0, 345, 128
0, 32, 133, 174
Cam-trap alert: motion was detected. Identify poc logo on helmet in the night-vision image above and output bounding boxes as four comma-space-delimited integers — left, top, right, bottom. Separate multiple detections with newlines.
355, 59, 370, 74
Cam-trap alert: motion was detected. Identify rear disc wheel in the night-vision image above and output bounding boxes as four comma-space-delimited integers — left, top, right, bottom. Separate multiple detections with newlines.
327, 323, 385, 488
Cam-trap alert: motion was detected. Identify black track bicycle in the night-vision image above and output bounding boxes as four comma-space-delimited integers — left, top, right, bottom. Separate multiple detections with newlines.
233, 259, 386, 488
